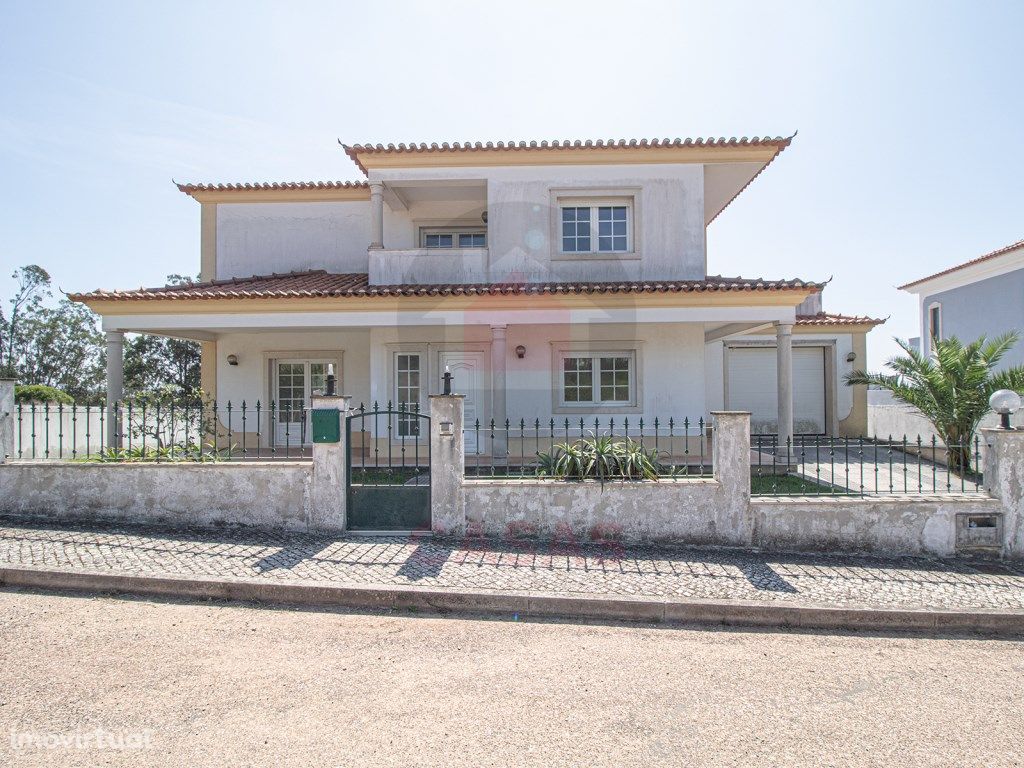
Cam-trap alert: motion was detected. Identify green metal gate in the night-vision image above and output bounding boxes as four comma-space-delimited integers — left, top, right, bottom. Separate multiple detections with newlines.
346, 403, 431, 531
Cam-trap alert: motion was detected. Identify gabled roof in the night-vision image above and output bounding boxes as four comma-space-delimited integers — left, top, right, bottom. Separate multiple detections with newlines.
341, 135, 793, 175
69, 270, 823, 303
899, 238, 1024, 290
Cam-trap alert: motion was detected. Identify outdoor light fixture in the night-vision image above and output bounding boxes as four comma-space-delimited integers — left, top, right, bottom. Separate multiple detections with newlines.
226, 354, 239, 366
442, 365, 453, 395
515, 345, 526, 359
989, 389, 1022, 430
325, 363, 336, 396
846, 352, 857, 363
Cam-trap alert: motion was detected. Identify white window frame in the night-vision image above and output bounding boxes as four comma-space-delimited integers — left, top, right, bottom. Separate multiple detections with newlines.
558, 199, 632, 255
419, 226, 487, 249
551, 191, 638, 259
927, 302, 942, 346
393, 351, 423, 437
554, 350, 638, 409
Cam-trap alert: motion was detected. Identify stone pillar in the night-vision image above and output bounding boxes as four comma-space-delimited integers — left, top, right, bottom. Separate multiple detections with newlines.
0, 379, 15, 463
776, 322, 794, 459
711, 410, 753, 547
430, 394, 465, 536
982, 428, 1024, 560
490, 324, 507, 458
369, 182, 384, 250
106, 331, 124, 448
310, 395, 350, 532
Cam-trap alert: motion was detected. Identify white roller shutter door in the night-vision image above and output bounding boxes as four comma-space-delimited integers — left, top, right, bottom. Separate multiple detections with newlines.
727, 346, 827, 434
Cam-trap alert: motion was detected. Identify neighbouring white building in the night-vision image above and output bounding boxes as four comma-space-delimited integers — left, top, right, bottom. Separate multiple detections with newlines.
71, 136, 883, 452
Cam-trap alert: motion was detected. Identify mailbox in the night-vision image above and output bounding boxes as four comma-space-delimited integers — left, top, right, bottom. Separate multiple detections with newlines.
311, 408, 341, 443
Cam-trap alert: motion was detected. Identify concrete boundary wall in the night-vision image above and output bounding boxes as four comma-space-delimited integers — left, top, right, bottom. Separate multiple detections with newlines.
0, 462, 317, 532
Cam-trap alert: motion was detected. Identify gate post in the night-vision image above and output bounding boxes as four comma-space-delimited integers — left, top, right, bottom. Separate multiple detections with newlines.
310, 395, 349, 532
0, 379, 15, 464
430, 394, 465, 536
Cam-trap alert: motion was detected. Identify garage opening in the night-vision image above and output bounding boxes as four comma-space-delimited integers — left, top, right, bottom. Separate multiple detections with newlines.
726, 345, 828, 435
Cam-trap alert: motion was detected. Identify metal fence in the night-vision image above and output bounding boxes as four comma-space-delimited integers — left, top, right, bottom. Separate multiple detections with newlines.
13, 401, 314, 461
464, 416, 712, 480
751, 434, 985, 496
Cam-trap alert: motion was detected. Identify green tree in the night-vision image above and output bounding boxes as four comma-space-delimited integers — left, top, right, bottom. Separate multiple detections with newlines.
0, 265, 51, 378
846, 334, 1024, 473
17, 299, 105, 400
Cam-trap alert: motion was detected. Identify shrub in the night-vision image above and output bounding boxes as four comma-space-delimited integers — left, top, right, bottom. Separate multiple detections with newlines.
14, 384, 74, 404
536, 434, 662, 481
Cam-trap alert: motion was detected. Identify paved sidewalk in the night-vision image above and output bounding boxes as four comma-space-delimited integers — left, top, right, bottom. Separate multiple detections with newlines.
1, 516, 1022, 612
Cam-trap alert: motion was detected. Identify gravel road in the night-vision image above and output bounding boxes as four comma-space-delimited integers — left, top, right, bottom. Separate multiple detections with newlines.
0, 589, 1021, 767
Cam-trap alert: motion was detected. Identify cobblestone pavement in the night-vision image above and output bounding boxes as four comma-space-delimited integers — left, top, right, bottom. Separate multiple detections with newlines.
1, 516, 1023, 612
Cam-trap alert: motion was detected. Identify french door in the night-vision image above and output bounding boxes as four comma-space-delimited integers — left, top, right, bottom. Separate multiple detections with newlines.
274, 359, 331, 445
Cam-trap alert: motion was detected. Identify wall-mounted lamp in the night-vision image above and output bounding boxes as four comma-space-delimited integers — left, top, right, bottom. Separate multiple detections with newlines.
226, 354, 239, 366
990, 389, 1021, 430
846, 352, 857, 363
481, 210, 488, 224
326, 363, 336, 396
515, 345, 526, 359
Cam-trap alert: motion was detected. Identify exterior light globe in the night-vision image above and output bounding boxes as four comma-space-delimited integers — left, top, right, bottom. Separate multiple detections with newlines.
990, 389, 1022, 415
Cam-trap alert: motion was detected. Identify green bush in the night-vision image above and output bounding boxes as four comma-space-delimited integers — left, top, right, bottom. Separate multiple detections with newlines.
537, 434, 663, 481
14, 384, 74, 405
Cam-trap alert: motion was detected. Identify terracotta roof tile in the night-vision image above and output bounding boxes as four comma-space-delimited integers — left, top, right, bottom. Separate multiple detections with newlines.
898, 238, 1024, 290
175, 180, 368, 198
795, 312, 886, 327
69, 270, 823, 303
341, 135, 793, 174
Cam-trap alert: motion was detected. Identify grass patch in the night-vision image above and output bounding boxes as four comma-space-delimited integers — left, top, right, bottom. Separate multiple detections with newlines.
751, 473, 847, 495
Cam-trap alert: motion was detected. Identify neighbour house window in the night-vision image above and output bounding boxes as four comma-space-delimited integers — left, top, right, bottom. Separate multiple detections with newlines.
394, 353, 421, 436
420, 227, 487, 249
560, 202, 631, 254
561, 353, 634, 405
929, 304, 942, 343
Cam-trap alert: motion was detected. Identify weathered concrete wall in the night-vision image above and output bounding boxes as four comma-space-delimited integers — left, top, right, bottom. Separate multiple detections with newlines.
0, 379, 14, 463
983, 428, 1024, 560
751, 496, 1001, 558
0, 462, 319, 532
457, 411, 751, 545
462, 479, 743, 545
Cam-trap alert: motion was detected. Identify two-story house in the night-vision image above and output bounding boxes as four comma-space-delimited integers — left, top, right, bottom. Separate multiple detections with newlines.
71, 136, 883, 453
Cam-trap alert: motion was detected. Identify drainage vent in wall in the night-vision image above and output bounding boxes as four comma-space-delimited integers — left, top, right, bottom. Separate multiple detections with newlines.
955, 512, 1002, 552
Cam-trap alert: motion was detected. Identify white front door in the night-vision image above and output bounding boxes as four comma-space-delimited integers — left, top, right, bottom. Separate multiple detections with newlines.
438, 350, 485, 454
275, 359, 330, 445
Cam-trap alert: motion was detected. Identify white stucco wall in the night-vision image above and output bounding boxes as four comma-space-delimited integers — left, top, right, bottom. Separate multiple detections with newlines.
215, 329, 373, 411
374, 163, 707, 283
216, 201, 372, 279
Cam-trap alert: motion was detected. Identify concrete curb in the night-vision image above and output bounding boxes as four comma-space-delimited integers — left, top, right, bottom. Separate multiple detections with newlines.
1, 564, 1022, 635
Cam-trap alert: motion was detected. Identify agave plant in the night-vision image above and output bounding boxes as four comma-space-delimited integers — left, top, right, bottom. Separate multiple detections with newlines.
536, 433, 662, 481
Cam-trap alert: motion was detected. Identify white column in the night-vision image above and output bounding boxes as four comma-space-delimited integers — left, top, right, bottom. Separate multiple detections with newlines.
776, 322, 794, 459
369, 181, 384, 250
490, 324, 507, 458
106, 331, 124, 448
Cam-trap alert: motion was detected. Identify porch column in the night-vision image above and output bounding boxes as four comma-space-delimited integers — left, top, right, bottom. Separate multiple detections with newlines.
105, 331, 124, 448
490, 324, 507, 458
776, 321, 794, 459
369, 181, 384, 250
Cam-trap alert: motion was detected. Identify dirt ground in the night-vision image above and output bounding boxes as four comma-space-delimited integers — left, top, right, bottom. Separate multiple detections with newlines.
0, 589, 1021, 767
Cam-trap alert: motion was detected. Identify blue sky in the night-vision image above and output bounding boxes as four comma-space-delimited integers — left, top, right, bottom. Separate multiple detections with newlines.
1, 0, 1022, 369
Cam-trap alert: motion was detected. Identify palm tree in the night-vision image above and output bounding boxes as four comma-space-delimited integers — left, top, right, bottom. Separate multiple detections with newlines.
846, 333, 1024, 474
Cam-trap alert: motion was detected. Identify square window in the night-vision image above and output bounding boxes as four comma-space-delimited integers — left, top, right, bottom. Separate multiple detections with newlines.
561, 202, 630, 254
